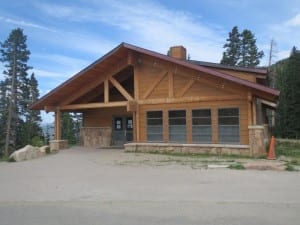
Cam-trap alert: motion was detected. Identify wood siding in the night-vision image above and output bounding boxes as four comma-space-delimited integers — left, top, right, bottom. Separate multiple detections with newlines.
134, 54, 250, 145
83, 107, 130, 127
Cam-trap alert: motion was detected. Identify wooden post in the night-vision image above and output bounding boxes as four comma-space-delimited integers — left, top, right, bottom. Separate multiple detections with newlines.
168, 72, 174, 98
134, 66, 140, 142
212, 108, 218, 144
104, 78, 109, 103
248, 92, 253, 126
252, 97, 257, 125
54, 108, 61, 140
186, 109, 192, 143
163, 109, 168, 142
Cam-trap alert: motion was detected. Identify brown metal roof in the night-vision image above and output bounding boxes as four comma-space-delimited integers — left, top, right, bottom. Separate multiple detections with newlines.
30, 42, 279, 110
187, 60, 268, 75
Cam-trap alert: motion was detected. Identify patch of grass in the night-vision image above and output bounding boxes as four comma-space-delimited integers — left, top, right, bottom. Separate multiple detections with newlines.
285, 162, 296, 171
1, 156, 15, 162
147, 151, 251, 159
276, 141, 300, 158
228, 163, 245, 170
45, 146, 51, 154
290, 159, 300, 165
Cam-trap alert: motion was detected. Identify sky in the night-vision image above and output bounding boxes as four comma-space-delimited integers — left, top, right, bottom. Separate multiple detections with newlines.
0, 0, 299, 123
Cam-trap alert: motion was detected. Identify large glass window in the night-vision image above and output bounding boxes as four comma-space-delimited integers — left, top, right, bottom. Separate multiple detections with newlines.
169, 110, 186, 142
192, 109, 212, 143
147, 111, 163, 142
218, 108, 240, 144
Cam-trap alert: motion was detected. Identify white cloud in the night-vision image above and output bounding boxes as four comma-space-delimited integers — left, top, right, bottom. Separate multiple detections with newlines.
285, 13, 300, 26
34, 0, 225, 62
33, 69, 65, 78
0, 16, 56, 32
33, 54, 90, 71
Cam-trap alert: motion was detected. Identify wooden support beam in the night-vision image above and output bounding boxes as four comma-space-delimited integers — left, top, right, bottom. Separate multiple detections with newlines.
142, 71, 168, 99
168, 72, 174, 98
178, 79, 195, 97
109, 76, 134, 101
60, 101, 128, 110
59, 60, 129, 106
248, 92, 253, 126
176, 69, 247, 97
104, 78, 109, 103
212, 108, 218, 144
54, 109, 61, 140
134, 66, 139, 100
127, 50, 135, 65
44, 105, 56, 112
138, 95, 244, 105
186, 109, 192, 143
252, 97, 257, 125
126, 100, 138, 112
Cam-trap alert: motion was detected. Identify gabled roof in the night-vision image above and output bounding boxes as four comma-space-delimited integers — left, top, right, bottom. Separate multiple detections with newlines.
187, 60, 268, 75
31, 42, 279, 110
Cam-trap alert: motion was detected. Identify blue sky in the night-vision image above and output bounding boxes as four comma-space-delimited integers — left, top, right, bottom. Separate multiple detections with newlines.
0, 0, 299, 123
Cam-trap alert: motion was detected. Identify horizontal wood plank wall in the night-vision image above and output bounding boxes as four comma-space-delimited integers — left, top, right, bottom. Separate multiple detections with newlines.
135, 55, 250, 145
213, 68, 258, 83
83, 107, 130, 127
139, 100, 249, 145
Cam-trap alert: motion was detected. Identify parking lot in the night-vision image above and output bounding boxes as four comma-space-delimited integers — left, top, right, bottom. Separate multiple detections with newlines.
0, 147, 299, 225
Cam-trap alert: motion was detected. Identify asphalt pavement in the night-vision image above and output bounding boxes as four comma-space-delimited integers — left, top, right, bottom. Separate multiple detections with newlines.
0, 147, 299, 225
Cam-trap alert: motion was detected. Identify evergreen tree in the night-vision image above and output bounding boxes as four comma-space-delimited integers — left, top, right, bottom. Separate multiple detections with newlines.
0, 28, 42, 156
238, 29, 264, 67
61, 112, 77, 145
220, 26, 241, 66
18, 73, 43, 147
220, 26, 264, 68
275, 47, 300, 138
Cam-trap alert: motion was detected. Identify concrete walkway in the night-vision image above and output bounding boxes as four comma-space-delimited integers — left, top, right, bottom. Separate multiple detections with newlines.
0, 147, 299, 225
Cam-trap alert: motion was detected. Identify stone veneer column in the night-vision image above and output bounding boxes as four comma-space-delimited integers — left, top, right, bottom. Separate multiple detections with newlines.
248, 125, 266, 157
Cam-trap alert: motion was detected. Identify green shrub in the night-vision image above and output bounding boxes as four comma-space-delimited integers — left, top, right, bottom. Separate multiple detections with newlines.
45, 146, 51, 154
228, 163, 245, 170
286, 163, 296, 171
31, 136, 44, 147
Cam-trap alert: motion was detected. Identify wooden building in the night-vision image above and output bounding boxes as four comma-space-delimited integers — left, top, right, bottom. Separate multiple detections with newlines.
30, 43, 279, 157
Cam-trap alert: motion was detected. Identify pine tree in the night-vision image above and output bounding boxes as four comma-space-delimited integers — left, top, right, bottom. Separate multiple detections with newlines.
275, 47, 300, 138
220, 26, 264, 68
0, 28, 42, 156
238, 29, 264, 67
220, 26, 241, 66
17, 73, 42, 147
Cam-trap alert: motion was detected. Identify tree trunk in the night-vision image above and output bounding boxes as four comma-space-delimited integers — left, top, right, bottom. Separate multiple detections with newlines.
4, 46, 16, 157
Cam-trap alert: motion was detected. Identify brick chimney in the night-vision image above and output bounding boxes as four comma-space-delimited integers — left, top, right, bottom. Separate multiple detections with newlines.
168, 46, 187, 60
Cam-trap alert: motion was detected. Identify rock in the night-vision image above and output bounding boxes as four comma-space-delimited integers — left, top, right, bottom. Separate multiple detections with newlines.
39, 145, 50, 155
9, 145, 40, 162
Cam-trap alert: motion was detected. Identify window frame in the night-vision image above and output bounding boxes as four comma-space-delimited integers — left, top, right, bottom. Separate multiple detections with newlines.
192, 108, 212, 143
218, 107, 240, 144
146, 110, 163, 142
168, 109, 187, 143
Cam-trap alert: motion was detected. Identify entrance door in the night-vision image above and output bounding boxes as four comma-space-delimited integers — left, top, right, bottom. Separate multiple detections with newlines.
112, 116, 133, 146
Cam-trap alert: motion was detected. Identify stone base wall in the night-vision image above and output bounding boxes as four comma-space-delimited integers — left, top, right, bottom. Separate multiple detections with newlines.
50, 140, 68, 151
248, 125, 266, 157
125, 143, 250, 156
80, 127, 112, 148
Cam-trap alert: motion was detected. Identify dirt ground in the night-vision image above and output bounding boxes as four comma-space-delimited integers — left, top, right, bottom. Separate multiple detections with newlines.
0, 147, 299, 225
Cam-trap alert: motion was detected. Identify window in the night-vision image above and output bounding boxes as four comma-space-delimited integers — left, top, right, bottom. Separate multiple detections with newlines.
147, 111, 163, 141
169, 110, 186, 142
114, 117, 122, 130
218, 108, 240, 144
192, 109, 212, 143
